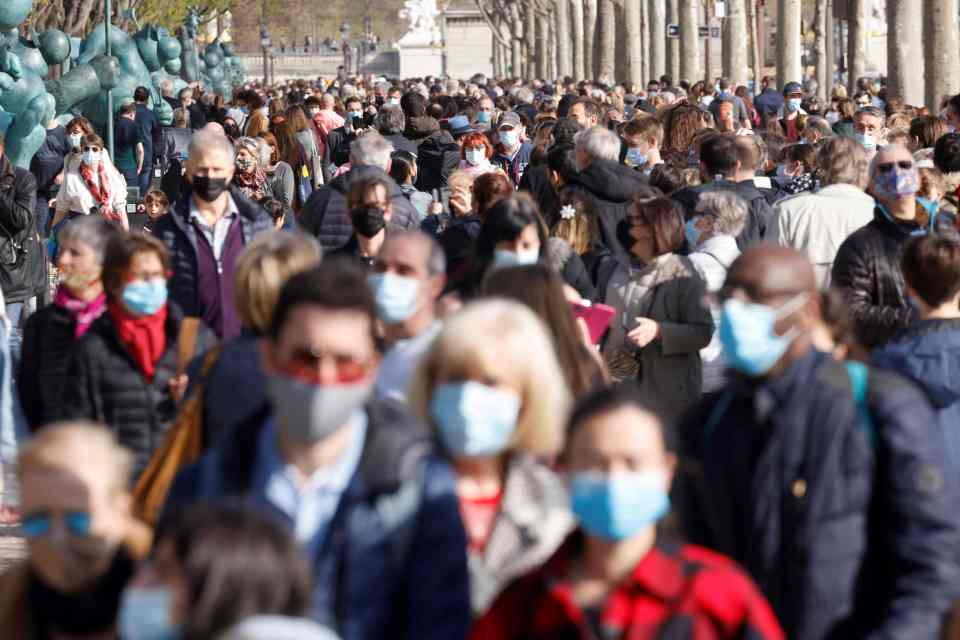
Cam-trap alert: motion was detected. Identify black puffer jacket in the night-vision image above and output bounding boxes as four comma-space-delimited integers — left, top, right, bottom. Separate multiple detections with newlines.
672, 179, 774, 249
298, 165, 420, 251
564, 159, 648, 261
832, 204, 955, 350
19, 303, 81, 429
519, 164, 560, 227
60, 304, 215, 481
0, 157, 39, 304
414, 130, 461, 193
152, 187, 273, 320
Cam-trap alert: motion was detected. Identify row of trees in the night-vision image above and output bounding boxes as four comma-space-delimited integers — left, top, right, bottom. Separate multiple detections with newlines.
475, 0, 960, 109
25, 0, 233, 37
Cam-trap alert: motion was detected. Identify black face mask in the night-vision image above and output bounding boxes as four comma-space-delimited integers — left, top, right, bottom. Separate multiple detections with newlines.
191, 175, 229, 202
616, 219, 637, 254
351, 205, 386, 238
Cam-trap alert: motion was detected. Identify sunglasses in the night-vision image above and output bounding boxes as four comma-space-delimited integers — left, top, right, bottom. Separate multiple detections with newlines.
21, 511, 92, 539
277, 349, 378, 385
877, 160, 913, 173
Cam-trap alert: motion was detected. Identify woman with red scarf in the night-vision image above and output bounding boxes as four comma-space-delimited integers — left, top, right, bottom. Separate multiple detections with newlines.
19, 217, 120, 428
51, 134, 129, 232
60, 232, 213, 482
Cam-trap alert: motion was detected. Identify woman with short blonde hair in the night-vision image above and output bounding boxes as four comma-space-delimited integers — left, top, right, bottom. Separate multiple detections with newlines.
409, 299, 573, 616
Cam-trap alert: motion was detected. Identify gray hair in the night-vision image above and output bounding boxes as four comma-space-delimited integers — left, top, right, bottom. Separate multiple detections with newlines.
340, 84, 357, 100
350, 131, 394, 170
574, 126, 621, 163
386, 230, 446, 275
804, 116, 834, 139
188, 129, 234, 162
695, 191, 748, 237
819, 136, 869, 188
57, 215, 119, 264
514, 87, 535, 105
235, 137, 262, 166
855, 105, 886, 127
375, 105, 405, 135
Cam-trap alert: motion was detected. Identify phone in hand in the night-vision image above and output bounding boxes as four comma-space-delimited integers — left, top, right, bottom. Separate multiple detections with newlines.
572, 301, 616, 344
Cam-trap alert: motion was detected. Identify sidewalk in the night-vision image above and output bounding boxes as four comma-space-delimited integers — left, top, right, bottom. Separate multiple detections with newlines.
0, 527, 25, 572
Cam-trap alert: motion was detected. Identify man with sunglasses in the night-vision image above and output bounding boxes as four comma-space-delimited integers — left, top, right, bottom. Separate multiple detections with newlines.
833, 144, 955, 349
165, 258, 471, 640
677, 245, 960, 640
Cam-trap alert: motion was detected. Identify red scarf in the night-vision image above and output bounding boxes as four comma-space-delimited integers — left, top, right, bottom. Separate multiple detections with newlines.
79, 160, 113, 209
108, 302, 168, 382
54, 285, 107, 338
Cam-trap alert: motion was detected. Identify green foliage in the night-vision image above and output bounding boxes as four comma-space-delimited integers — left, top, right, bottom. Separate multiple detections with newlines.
136, 0, 234, 33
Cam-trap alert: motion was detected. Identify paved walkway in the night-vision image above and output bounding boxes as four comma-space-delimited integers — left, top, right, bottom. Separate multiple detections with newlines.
0, 528, 25, 572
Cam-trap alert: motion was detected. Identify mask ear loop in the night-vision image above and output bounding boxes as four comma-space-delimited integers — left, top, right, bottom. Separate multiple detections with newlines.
773, 291, 811, 341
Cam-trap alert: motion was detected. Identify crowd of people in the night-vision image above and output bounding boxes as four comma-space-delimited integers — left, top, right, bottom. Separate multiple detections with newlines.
3, 67, 960, 639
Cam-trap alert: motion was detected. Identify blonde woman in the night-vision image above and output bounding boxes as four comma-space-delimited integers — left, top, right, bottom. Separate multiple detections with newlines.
53, 134, 129, 231
409, 299, 574, 617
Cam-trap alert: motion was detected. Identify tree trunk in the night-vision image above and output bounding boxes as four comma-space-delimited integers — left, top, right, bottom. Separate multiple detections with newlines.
492, 32, 502, 77
924, 0, 960, 110
556, 0, 572, 78
847, 0, 867, 93
814, 0, 828, 100
524, 5, 536, 78
777, 0, 801, 88
887, 0, 923, 105
615, 2, 628, 83
571, 0, 585, 80
649, 0, 666, 82
597, 0, 616, 82
584, 0, 597, 78
679, 0, 699, 84
625, 0, 642, 85
704, 6, 715, 84
723, 0, 748, 87
640, 0, 649, 88
825, 0, 835, 96
666, 0, 680, 84
537, 10, 549, 79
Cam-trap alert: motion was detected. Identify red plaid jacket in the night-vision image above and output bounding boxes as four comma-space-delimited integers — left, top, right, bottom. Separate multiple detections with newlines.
471, 535, 784, 640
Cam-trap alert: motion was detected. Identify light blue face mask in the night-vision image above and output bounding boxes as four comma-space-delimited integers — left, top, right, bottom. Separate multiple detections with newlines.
430, 381, 521, 457
718, 294, 808, 376
854, 132, 877, 151
477, 110, 491, 124
118, 587, 180, 640
625, 147, 648, 168
684, 217, 702, 249
492, 248, 539, 269
786, 97, 803, 112
570, 471, 670, 541
348, 110, 363, 121
499, 129, 519, 147
367, 272, 421, 324
122, 279, 168, 316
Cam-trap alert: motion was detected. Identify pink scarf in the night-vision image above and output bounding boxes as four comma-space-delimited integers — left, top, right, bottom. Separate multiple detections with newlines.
54, 285, 107, 338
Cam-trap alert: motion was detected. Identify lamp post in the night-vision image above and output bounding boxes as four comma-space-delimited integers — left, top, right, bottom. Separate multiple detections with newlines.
340, 21, 351, 71
260, 25, 271, 85
105, 0, 114, 161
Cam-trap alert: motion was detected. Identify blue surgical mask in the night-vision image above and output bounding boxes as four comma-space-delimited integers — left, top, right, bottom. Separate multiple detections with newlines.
499, 129, 519, 147
625, 147, 648, 168
430, 381, 521, 457
349, 110, 363, 121
69, 132, 83, 149
122, 279, 168, 316
684, 217, 702, 249
854, 132, 877, 151
367, 272, 421, 324
492, 248, 539, 269
82, 150, 100, 167
118, 587, 180, 640
718, 294, 807, 376
570, 471, 670, 541
786, 97, 803, 112
388, 97, 400, 106
477, 110, 491, 124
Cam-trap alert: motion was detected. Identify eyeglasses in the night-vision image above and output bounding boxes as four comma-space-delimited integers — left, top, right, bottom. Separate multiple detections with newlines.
277, 348, 379, 385
877, 160, 913, 173
21, 511, 92, 539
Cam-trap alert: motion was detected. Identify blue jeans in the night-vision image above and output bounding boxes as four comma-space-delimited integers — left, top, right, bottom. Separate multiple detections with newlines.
138, 164, 153, 196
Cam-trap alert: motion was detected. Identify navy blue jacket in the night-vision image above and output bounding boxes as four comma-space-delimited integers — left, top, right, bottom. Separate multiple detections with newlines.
753, 88, 784, 117
493, 142, 534, 187
135, 103, 162, 166
873, 318, 960, 480
677, 348, 960, 640
152, 188, 272, 321
164, 400, 471, 640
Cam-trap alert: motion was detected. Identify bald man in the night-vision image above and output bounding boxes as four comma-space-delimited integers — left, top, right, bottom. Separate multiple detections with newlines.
0, 421, 151, 636
832, 144, 954, 349
677, 245, 960, 640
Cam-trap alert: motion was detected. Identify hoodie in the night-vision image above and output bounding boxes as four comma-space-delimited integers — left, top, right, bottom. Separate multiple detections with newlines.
872, 318, 960, 479
672, 179, 775, 249
565, 159, 649, 260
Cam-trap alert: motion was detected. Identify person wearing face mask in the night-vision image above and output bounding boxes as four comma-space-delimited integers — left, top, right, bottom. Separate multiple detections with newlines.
620, 116, 664, 175
30, 115, 69, 239
19, 217, 119, 428
118, 503, 313, 640
164, 262, 472, 640
409, 299, 574, 617
832, 144, 953, 349
852, 105, 886, 158
332, 175, 396, 268
676, 245, 960, 640
458, 131, 496, 178
492, 112, 533, 187
152, 130, 273, 341
777, 81, 806, 142
0, 421, 153, 639
370, 231, 446, 404
601, 195, 713, 422
60, 232, 214, 480
233, 137, 274, 203
471, 384, 783, 639
52, 133, 130, 231
775, 142, 819, 195
932, 132, 960, 218
323, 96, 367, 173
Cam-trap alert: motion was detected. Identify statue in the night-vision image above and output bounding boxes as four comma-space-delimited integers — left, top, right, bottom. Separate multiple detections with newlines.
178, 8, 200, 83
398, 0, 442, 46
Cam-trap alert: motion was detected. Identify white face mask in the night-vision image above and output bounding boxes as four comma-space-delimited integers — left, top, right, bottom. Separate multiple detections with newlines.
465, 149, 486, 166
82, 150, 100, 167
69, 133, 83, 148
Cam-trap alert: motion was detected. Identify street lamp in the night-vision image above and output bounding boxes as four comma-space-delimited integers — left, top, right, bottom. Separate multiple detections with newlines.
105, 0, 114, 161
340, 21, 351, 71
260, 25, 271, 85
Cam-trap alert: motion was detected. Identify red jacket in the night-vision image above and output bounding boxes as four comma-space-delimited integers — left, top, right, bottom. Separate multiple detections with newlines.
471, 534, 784, 640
